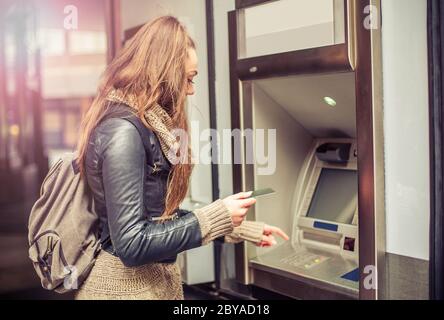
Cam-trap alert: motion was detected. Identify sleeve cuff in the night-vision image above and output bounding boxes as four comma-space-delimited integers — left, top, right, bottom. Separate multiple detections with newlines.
224, 220, 265, 244
193, 199, 234, 245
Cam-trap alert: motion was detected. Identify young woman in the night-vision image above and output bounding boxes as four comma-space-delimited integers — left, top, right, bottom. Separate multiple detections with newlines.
74, 16, 288, 300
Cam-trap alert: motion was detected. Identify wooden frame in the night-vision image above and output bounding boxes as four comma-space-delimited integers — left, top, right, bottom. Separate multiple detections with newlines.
354, 0, 381, 300
229, 0, 381, 300
105, 0, 122, 63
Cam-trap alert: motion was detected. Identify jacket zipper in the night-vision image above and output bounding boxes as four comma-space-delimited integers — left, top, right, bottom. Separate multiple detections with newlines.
152, 162, 161, 173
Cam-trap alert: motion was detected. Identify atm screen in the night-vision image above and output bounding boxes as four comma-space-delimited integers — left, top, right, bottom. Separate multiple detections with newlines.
306, 168, 357, 224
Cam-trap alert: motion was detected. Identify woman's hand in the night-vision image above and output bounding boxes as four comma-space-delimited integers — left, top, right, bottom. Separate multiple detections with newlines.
222, 191, 256, 227
256, 224, 289, 247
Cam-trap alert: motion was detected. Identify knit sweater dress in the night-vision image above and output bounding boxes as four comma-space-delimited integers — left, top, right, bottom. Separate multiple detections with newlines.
74, 200, 265, 300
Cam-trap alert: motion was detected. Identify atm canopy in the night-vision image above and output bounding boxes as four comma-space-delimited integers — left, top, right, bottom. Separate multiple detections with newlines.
253, 72, 356, 138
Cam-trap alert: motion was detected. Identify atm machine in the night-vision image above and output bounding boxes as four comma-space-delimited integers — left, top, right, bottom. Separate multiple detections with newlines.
250, 137, 359, 299
225, 0, 383, 300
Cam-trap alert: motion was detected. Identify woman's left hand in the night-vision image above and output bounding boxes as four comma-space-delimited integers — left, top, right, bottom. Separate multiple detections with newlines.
255, 224, 289, 247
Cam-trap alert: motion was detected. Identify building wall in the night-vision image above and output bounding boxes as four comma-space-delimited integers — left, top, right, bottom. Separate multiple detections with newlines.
382, 0, 430, 261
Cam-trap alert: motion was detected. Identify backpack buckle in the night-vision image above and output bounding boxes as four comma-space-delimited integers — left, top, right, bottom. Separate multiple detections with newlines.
152, 162, 163, 174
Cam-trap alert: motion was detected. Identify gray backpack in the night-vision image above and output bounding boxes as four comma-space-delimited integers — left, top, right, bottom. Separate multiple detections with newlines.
28, 152, 100, 293
28, 105, 152, 293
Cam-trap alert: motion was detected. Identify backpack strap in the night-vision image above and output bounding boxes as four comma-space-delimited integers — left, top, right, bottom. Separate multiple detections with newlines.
107, 103, 154, 167
121, 112, 155, 167
72, 103, 155, 174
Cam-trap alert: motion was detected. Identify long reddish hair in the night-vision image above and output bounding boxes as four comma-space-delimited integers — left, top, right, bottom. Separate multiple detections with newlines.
76, 16, 195, 217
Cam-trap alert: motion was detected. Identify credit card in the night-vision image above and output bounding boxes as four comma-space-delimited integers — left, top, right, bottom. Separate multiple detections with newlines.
250, 188, 276, 198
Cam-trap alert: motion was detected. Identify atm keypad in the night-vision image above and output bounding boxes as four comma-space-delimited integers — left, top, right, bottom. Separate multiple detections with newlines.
280, 251, 329, 270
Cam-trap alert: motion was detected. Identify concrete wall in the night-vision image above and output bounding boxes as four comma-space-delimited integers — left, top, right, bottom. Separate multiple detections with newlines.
382, 0, 430, 260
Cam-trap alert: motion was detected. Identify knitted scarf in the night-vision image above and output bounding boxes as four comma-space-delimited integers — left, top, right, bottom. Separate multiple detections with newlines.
106, 89, 180, 164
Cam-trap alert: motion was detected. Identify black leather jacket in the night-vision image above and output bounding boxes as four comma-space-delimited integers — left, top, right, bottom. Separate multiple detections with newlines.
84, 103, 203, 267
